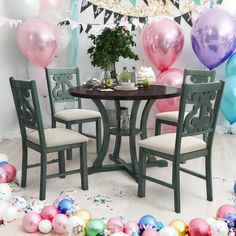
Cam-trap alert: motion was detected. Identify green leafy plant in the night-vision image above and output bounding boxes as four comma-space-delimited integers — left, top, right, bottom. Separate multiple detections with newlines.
87, 26, 139, 80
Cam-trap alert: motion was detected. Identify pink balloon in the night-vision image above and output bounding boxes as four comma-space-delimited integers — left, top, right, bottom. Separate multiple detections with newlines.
142, 18, 184, 72
16, 19, 57, 67
2, 164, 16, 182
216, 204, 236, 219
40, 205, 59, 221
23, 212, 42, 233
188, 218, 211, 236
40, 0, 62, 11
155, 68, 183, 112
142, 228, 159, 236
0, 167, 7, 183
107, 217, 125, 234
124, 221, 139, 235
52, 213, 68, 234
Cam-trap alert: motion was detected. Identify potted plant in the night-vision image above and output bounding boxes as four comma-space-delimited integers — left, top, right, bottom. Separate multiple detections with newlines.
87, 25, 139, 84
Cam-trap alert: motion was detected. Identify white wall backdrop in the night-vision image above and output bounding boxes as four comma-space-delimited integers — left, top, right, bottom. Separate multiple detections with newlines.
0, 0, 230, 140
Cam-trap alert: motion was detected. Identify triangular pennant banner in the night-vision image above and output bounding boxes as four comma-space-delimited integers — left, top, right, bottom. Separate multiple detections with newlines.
170, 0, 179, 9
114, 12, 124, 23
139, 17, 147, 24
174, 15, 181, 25
80, 25, 83, 33
85, 24, 92, 33
104, 9, 113, 24
143, 0, 149, 5
80, 0, 92, 13
128, 16, 138, 24
93, 5, 104, 19
129, 0, 137, 6
182, 11, 192, 27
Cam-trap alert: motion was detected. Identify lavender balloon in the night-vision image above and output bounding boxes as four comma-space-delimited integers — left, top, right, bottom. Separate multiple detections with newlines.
191, 8, 236, 70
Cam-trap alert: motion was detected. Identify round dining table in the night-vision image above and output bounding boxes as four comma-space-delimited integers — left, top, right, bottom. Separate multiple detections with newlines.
70, 85, 181, 181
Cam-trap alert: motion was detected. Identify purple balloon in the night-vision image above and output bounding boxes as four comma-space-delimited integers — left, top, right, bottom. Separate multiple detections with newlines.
191, 8, 236, 70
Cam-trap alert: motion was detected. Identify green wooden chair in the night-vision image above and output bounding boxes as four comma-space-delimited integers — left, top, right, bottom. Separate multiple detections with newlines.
45, 67, 101, 160
155, 69, 216, 135
138, 81, 224, 213
10, 77, 89, 200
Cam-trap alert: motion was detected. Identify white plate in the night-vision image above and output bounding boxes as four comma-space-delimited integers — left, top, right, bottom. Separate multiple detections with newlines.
114, 86, 138, 91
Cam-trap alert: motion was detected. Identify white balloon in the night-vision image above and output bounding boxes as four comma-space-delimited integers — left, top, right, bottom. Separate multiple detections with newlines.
66, 215, 85, 234
0, 200, 10, 218
39, 10, 63, 26
0, 183, 12, 201
4, 0, 40, 20
211, 220, 229, 236
220, 0, 236, 17
2, 206, 18, 222
205, 217, 216, 225
0, 153, 8, 162
39, 219, 52, 234
55, 27, 71, 55
39, 10, 71, 55
159, 226, 178, 236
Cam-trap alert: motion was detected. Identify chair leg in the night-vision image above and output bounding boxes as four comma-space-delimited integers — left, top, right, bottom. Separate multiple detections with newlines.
155, 119, 161, 135
173, 159, 181, 213
138, 148, 146, 198
39, 152, 47, 200
80, 143, 88, 190
66, 123, 73, 160
58, 151, 66, 179
205, 154, 213, 201
96, 118, 102, 154
21, 143, 28, 188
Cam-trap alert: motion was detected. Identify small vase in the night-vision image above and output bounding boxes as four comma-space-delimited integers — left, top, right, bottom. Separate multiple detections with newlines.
100, 70, 111, 88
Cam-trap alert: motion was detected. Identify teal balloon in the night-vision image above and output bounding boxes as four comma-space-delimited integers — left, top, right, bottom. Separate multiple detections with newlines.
221, 75, 236, 124
225, 52, 236, 78
85, 218, 105, 236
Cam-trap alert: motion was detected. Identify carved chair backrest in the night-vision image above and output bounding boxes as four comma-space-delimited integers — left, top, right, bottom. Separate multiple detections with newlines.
9, 78, 46, 147
175, 81, 224, 154
183, 69, 216, 84
45, 67, 81, 116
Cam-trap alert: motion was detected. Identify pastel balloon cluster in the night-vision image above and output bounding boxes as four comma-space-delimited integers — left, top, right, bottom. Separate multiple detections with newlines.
0, 153, 17, 183
0, 183, 18, 223
23, 197, 94, 234
4, 0, 69, 68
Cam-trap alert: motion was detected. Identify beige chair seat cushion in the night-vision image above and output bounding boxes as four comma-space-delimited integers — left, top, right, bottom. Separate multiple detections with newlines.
27, 128, 88, 148
155, 111, 188, 123
138, 133, 206, 155
54, 109, 101, 121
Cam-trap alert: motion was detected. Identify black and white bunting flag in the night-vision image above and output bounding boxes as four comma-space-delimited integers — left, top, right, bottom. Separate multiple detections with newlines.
93, 5, 104, 19
85, 24, 93, 33
80, 25, 83, 33
170, 0, 179, 9
114, 12, 124, 23
143, 0, 149, 5
174, 15, 181, 25
104, 9, 113, 24
80, 0, 92, 13
139, 17, 148, 24
182, 11, 192, 27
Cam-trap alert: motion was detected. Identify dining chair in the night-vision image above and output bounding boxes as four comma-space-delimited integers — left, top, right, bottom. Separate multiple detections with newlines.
138, 81, 224, 213
45, 67, 101, 160
10, 77, 89, 200
155, 69, 216, 135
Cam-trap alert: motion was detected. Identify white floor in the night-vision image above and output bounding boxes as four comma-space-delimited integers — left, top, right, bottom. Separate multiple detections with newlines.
0, 131, 235, 235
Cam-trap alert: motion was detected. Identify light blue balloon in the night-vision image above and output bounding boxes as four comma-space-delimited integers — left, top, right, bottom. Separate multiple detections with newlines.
221, 75, 236, 124
225, 52, 236, 78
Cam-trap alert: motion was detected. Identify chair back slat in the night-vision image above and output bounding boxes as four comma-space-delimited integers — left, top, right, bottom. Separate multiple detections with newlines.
176, 81, 224, 149
45, 67, 81, 116
9, 78, 46, 145
183, 69, 216, 84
